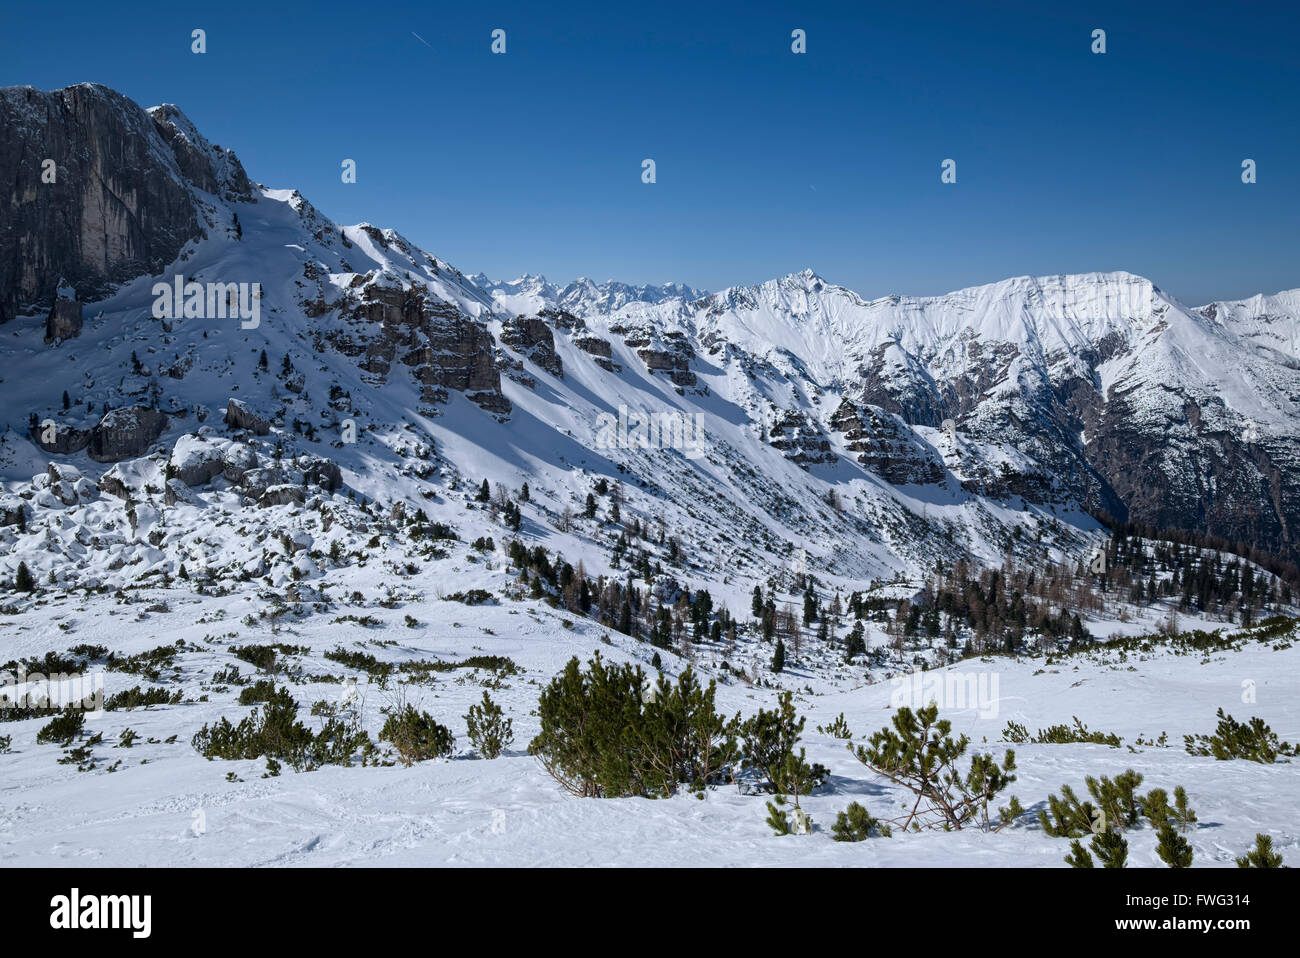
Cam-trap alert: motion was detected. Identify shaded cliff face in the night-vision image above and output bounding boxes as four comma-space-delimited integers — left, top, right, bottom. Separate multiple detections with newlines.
0, 83, 251, 321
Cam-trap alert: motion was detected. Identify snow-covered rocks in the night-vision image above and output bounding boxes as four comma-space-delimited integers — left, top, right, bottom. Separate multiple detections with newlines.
87, 405, 168, 463
168, 433, 226, 486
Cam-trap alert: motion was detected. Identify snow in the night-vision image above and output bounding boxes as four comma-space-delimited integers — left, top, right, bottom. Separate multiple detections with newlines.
2, 84, 1299, 867
1, 583, 1295, 867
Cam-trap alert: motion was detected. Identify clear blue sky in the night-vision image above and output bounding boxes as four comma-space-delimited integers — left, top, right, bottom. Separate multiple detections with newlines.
3, 0, 1297, 303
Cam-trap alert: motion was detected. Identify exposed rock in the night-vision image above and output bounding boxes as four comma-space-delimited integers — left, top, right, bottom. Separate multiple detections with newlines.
237, 466, 282, 500
98, 459, 163, 500
0, 84, 209, 318
87, 406, 168, 462
168, 434, 225, 486
0, 494, 25, 527
258, 484, 305, 508
831, 400, 945, 485
44, 462, 95, 505
221, 442, 258, 484
500, 314, 563, 378
164, 478, 200, 506
225, 398, 271, 435
339, 279, 510, 414
147, 103, 253, 202
44, 280, 82, 342
299, 456, 343, 492
575, 334, 620, 371
632, 331, 697, 387
767, 409, 837, 468
31, 421, 92, 455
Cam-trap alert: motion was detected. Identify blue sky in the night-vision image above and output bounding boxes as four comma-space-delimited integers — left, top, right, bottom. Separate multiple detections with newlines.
3, 0, 1297, 303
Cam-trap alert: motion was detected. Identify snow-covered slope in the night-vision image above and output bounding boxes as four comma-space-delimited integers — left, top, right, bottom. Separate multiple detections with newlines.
2, 83, 1298, 870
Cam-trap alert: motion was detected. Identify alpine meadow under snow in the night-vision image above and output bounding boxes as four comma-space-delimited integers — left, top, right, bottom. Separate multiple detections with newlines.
0, 83, 1298, 869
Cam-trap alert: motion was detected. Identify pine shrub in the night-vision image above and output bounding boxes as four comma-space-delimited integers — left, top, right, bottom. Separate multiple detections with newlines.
738, 691, 827, 795
380, 705, 455, 764
832, 801, 891, 841
465, 691, 514, 759
36, 710, 84, 745
1236, 833, 1286, 868
1184, 708, 1295, 763
529, 655, 736, 798
852, 702, 1020, 831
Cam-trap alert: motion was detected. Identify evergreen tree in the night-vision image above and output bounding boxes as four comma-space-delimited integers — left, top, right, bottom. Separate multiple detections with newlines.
14, 561, 36, 593
1091, 828, 1128, 868
477, 478, 490, 502
771, 637, 785, 673
1155, 823, 1193, 868
1236, 833, 1285, 868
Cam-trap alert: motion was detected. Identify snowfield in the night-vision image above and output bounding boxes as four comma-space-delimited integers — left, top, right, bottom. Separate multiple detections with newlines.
1, 569, 1295, 868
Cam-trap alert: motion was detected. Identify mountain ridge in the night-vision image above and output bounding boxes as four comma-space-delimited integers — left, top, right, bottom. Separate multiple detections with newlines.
2, 81, 1299, 592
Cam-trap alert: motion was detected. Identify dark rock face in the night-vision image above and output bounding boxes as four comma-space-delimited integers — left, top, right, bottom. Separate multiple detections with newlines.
31, 421, 92, 455
768, 408, 836, 468
1085, 394, 1300, 557
299, 456, 343, 492
831, 399, 944, 484
87, 406, 168, 462
0, 84, 215, 319
500, 314, 563, 378
44, 288, 82, 342
148, 104, 252, 202
168, 435, 226, 486
258, 485, 305, 508
627, 330, 696, 387
339, 281, 510, 414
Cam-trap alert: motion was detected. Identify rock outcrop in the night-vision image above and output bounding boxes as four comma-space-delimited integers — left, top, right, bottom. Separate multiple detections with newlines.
0, 84, 223, 319
44, 279, 82, 342
87, 406, 168, 462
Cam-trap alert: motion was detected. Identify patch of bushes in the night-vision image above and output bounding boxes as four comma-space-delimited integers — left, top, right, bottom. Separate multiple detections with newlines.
192, 695, 369, 770
738, 691, 828, 796
324, 647, 393, 680
832, 801, 891, 841
36, 710, 85, 745
105, 686, 183, 711
379, 706, 455, 764
1237, 833, 1286, 868
1002, 716, 1122, 748
443, 590, 494, 605
107, 643, 180, 681
237, 681, 295, 707
1184, 708, 1295, 763
1044, 771, 1200, 868
529, 655, 736, 798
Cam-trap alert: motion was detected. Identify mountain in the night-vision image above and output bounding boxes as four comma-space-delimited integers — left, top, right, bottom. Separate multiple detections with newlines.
2, 82, 1298, 872
2, 81, 1299, 611
471, 273, 706, 320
